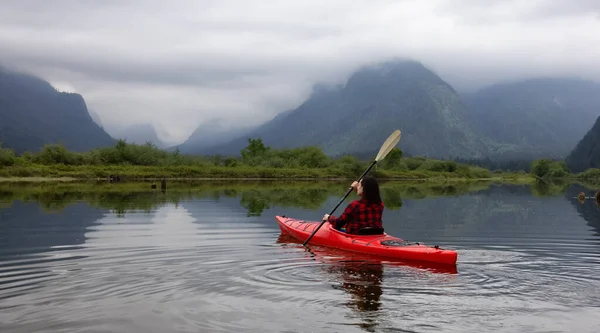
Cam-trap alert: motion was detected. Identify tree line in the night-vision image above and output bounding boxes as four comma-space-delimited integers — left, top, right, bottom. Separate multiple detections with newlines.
0, 138, 476, 173
2, 137, 597, 180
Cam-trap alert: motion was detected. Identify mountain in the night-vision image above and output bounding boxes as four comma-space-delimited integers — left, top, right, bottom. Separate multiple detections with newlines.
197, 60, 489, 159
463, 78, 600, 160
88, 109, 104, 128
0, 67, 116, 154
106, 123, 166, 148
5, 60, 600, 161
174, 118, 260, 154
564, 116, 600, 173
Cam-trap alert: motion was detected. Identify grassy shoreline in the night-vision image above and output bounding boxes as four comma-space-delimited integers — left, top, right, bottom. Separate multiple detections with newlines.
0, 163, 535, 183
3, 139, 600, 187
0, 177, 589, 216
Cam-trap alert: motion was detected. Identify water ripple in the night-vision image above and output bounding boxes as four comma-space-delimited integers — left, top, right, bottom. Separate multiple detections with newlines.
1, 195, 600, 333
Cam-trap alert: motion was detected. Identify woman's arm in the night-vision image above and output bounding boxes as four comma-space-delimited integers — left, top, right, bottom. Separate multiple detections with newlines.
325, 201, 357, 228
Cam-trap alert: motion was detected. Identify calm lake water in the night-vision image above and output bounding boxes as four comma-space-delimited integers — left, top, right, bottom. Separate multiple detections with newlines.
1, 180, 599, 333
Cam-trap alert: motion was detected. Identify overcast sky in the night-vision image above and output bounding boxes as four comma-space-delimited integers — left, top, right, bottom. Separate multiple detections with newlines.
1, 0, 599, 144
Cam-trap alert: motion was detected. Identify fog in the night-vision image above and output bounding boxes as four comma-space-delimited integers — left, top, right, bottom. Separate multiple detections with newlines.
1, 0, 598, 144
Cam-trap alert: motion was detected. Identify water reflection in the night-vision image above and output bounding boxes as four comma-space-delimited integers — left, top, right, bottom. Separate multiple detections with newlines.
565, 184, 600, 236
0, 180, 491, 218
331, 261, 383, 332
0, 201, 105, 302
276, 236, 385, 332
275, 233, 458, 332
1, 180, 600, 332
0, 201, 104, 256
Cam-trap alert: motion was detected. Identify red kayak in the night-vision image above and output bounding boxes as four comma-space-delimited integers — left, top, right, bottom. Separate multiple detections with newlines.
275, 215, 458, 266
276, 234, 458, 274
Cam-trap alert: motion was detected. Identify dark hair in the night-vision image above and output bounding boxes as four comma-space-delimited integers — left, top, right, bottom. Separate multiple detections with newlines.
361, 175, 382, 205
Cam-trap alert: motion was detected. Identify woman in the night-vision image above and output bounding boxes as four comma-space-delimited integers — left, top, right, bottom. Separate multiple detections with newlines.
323, 175, 384, 235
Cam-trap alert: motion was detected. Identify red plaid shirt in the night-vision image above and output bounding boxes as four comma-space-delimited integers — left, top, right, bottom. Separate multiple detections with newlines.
328, 198, 384, 234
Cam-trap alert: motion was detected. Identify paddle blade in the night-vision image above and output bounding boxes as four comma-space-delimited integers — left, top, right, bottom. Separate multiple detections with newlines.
375, 129, 401, 162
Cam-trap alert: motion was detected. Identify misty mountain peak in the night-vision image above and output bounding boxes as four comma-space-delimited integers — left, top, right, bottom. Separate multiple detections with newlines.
344, 59, 450, 92
0, 68, 115, 153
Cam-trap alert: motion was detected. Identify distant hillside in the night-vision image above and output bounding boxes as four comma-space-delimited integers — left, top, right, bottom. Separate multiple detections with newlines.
197, 60, 489, 159
174, 118, 260, 154
88, 109, 104, 128
0, 67, 116, 154
5, 61, 600, 162
463, 78, 600, 159
565, 116, 600, 172
106, 123, 166, 148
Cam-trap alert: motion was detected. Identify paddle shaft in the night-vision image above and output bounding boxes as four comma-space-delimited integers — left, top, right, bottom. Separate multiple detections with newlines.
302, 160, 377, 246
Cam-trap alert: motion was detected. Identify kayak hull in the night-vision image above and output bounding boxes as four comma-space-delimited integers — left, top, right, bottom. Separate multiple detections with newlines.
276, 234, 458, 274
275, 215, 458, 266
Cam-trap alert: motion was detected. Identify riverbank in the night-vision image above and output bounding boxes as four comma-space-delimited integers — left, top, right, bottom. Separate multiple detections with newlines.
0, 177, 588, 214
0, 163, 535, 183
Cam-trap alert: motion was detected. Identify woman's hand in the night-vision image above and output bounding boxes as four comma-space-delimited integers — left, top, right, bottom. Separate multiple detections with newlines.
322, 213, 330, 222
350, 181, 359, 189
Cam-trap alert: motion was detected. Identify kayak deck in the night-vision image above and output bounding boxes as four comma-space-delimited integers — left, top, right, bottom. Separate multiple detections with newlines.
275, 215, 458, 266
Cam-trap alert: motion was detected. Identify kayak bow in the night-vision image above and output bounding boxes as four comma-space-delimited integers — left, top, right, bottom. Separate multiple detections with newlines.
276, 215, 458, 266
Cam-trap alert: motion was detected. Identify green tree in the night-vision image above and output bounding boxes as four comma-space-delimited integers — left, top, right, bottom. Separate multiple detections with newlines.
333, 155, 364, 176
241, 138, 269, 158
546, 160, 570, 178
532, 159, 570, 178
35, 144, 80, 165
531, 159, 552, 178
295, 146, 329, 168
116, 139, 127, 153
380, 148, 403, 169
241, 138, 270, 163
0, 143, 16, 166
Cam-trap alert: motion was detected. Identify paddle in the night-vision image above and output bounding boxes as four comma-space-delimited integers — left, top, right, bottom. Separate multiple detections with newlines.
302, 129, 402, 246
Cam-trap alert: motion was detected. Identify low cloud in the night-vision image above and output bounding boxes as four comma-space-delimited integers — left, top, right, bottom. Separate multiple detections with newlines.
1, 0, 599, 143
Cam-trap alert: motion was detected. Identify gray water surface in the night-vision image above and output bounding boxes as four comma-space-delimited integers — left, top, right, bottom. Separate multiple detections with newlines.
1, 181, 599, 332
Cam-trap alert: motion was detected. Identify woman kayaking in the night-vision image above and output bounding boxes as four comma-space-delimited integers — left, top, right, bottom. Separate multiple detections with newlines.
322, 175, 384, 235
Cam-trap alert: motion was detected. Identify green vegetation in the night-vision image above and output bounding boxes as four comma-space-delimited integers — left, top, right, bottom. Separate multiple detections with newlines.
1, 178, 594, 219
531, 159, 571, 179
529, 158, 600, 184
3, 138, 600, 185
0, 179, 527, 216
0, 139, 530, 182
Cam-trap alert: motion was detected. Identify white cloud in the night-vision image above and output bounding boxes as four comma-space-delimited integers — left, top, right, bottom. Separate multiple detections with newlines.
1, 0, 599, 143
